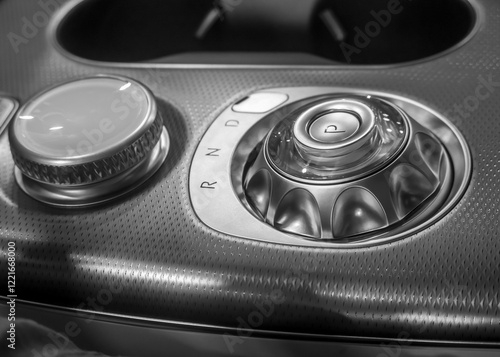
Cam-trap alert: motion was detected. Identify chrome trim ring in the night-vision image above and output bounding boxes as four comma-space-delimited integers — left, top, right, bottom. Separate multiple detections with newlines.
14, 128, 169, 207
9, 75, 170, 207
293, 99, 374, 155
189, 87, 471, 248
9, 75, 160, 181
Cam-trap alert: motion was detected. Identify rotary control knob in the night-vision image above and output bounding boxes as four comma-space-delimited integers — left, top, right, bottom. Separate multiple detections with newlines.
9, 75, 169, 207
244, 95, 452, 240
266, 97, 408, 182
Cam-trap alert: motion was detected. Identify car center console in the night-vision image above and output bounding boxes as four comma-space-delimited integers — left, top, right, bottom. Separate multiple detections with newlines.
0, 0, 499, 356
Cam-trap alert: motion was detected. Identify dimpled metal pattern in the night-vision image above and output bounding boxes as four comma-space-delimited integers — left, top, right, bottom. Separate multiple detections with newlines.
0, 0, 499, 344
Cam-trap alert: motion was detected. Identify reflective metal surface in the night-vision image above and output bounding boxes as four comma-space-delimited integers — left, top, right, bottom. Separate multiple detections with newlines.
241, 93, 452, 242
0, 96, 18, 135
232, 92, 289, 113
245, 130, 450, 241
189, 87, 470, 247
14, 128, 169, 207
332, 188, 389, 238
9, 75, 169, 206
0, 0, 497, 344
293, 99, 373, 153
308, 111, 360, 143
3, 301, 500, 357
274, 189, 322, 239
266, 96, 408, 183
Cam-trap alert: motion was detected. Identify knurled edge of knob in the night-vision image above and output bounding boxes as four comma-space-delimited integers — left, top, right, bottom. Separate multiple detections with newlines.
11, 114, 164, 185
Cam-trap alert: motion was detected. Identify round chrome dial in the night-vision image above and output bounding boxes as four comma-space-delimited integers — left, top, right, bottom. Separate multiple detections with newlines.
189, 87, 471, 247
244, 95, 452, 240
308, 111, 360, 143
266, 97, 408, 183
9, 75, 169, 207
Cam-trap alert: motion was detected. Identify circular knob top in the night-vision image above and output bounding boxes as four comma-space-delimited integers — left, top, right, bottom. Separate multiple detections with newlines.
265, 96, 409, 183
292, 99, 375, 160
308, 112, 360, 143
9, 75, 164, 185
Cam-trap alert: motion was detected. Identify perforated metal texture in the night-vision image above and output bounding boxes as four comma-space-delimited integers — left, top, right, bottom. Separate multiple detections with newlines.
0, 0, 499, 343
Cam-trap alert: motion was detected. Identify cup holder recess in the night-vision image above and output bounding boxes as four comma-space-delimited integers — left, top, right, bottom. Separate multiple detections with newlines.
55, 0, 477, 65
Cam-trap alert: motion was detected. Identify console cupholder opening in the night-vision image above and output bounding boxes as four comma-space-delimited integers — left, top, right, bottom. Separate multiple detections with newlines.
312, 0, 477, 64
55, 0, 477, 65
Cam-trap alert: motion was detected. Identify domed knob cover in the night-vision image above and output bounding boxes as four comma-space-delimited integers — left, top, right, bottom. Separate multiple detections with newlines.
266, 97, 408, 183
9, 75, 169, 206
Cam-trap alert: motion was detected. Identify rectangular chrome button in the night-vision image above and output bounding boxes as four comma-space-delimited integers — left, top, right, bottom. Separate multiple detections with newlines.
232, 92, 288, 114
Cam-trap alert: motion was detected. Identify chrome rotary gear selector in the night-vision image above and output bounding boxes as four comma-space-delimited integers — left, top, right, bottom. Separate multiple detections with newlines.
189, 87, 471, 247
265, 97, 408, 183
9, 75, 170, 207
244, 95, 450, 240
